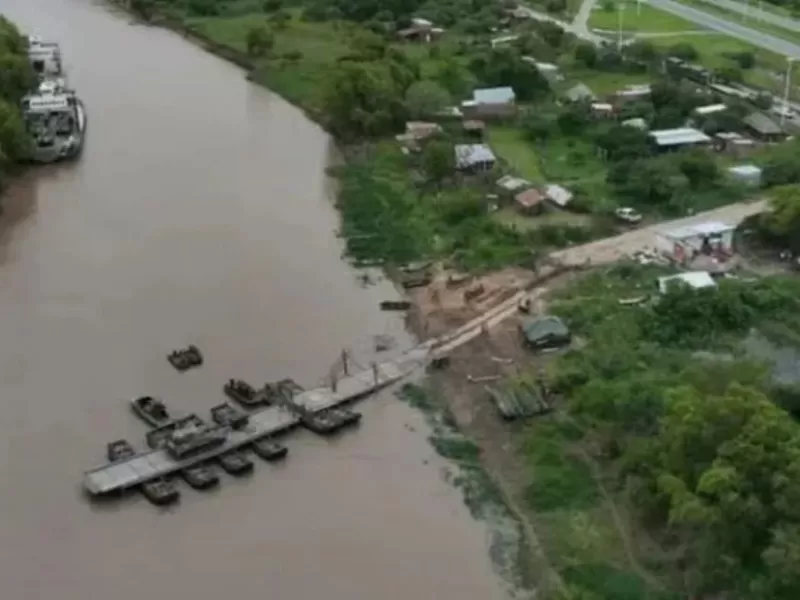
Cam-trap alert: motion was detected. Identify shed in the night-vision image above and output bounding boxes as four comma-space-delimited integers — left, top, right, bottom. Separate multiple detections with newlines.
657, 271, 716, 294
727, 164, 762, 187
565, 83, 596, 103
694, 103, 727, 116
622, 117, 647, 130
520, 316, 571, 350
463, 87, 517, 119
522, 57, 562, 81
405, 121, 442, 139
455, 144, 497, 171
656, 220, 735, 263
714, 131, 756, 156
491, 34, 520, 47
463, 120, 486, 137
649, 127, 711, 151
743, 111, 784, 141
544, 184, 573, 208
497, 174, 531, 193
591, 102, 614, 117
473, 86, 516, 105
615, 84, 651, 103
515, 188, 546, 214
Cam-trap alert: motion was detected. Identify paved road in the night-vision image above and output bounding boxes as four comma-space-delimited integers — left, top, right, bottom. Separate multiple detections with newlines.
549, 199, 768, 266
691, 0, 800, 33
517, 4, 607, 44
649, 0, 800, 57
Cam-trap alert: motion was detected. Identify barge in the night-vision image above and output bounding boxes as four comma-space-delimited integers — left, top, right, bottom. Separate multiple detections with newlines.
217, 451, 254, 476
106, 440, 179, 505
83, 350, 428, 497
251, 437, 288, 461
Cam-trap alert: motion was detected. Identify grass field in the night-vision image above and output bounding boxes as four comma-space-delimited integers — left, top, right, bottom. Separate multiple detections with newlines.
588, 2, 699, 32
488, 126, 545, 181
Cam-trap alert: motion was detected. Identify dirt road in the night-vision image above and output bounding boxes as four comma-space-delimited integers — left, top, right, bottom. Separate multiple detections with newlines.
550, 200, 767, 266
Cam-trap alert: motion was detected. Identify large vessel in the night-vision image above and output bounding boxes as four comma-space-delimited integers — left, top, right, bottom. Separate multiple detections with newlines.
26, 35, 62, 78
21, 78, 86, 163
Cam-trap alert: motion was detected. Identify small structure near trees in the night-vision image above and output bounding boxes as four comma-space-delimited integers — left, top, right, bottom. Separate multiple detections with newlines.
519, 316, 571, 350
461, 87, 517, 120
742, 111, 785, 142
455, 143, 497, 172
655, 221, 736, 264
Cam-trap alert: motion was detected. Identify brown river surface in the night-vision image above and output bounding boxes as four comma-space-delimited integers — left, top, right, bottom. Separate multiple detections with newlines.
0, 1, 509, 598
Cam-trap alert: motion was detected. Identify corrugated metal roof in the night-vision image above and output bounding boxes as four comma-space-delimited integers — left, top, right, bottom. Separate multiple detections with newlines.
663, 220, 734, 240
649, 127, 711, 147
658, 271, 716, 294
455, 144, 496, 168
544, 184, 573, 207
515, 188, 545, 208
743, 111, 782, 135
473, 86, 516, 104
728, 164, 761, 176
694, 103, 727, 115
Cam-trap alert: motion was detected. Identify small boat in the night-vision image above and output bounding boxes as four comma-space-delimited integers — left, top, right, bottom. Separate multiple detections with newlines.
379, 300, 412, 311
106, 439, 179, 505
224, 379, 266, 407
180, 463, 219, 490
140, 478, 180, 506
251, 437, 288, 461
165, 423, 228, 460
107, 439, 136, 462
131, 396, 171, 427
301, 411, 344, 436
210, 403, 249, 430
167, 345, 203, 372
217, 451, 254, 475
271, 378, 304, 400
328, 407, 362, 428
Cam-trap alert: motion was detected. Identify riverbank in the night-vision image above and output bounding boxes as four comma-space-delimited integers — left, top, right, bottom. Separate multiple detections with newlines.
0, 16, 38, 200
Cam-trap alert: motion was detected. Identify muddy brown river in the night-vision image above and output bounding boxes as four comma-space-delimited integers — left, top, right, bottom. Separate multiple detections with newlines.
0, 1, 508, 598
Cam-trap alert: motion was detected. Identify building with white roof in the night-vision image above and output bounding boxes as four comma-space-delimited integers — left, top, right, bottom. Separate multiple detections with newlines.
655, 221, 736, 263
455, 144, 497, 172
694, 103, 727, 116
658, 271, 716, 294
727, 164, 762, 187
461, 87, 517, 119
649, 128, 712, 151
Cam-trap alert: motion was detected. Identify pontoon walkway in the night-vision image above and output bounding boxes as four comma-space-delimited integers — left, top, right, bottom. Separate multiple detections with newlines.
83, 350, 428, 495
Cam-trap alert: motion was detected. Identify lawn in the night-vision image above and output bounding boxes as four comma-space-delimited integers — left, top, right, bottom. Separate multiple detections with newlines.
186, 13, 352, 112
588, 2, 699, 33
488, 126, 544, 181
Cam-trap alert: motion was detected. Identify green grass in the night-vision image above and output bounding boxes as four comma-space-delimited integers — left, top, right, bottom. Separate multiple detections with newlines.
588, 3, 699, 33
186, 13, 353, 112
487, 126, 544, 181
494, 208, 595, 231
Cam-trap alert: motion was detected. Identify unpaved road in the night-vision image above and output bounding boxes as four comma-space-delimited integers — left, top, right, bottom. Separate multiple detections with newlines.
550, 199, 768, 266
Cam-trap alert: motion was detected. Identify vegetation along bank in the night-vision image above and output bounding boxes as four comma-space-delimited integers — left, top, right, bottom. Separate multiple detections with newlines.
0, 16, 36, 195
116, 1, 800, 598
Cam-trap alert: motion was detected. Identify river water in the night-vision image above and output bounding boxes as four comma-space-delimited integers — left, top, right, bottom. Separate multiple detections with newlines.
0, 1, 508, 598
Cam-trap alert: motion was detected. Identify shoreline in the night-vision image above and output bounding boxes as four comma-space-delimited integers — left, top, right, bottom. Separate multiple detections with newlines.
109, 3, 566, 596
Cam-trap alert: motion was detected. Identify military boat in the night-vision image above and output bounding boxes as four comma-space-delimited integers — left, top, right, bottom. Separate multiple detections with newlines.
131, 396, 172, 427
22, 78, 86, 163
251, 437, 288, 461
217, 451, 254, 475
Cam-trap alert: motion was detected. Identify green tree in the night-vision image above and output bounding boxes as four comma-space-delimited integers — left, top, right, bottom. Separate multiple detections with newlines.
522, 112, 554, 143
469, 48, 550, 102
268, 9, 291, 30
731, 50, 755, 69
763, 185, 800, 246
404, 80, 451, 119
595, 125, 651, 162
763, 142, 800, 187
262, 0, 282, 11
246, 25, 275, 58
322, 61, 405, 137
350, 30, 388, 60
436, 57, 474, 98
668, 42, 698, 61
0, 98, 30, 162
574, 42, 597, 68
130, 0, 155, 20
677, 149, 719, 188
420, 138, 455, 183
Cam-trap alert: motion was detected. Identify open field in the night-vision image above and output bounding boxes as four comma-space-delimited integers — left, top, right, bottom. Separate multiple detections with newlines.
588, 2, 699, 33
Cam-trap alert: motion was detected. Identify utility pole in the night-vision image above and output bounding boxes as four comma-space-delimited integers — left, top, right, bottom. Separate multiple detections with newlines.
781, 57, 795, 128
637, 0, 642, 18
341, 348, 349, 376
617, 2, 625, 52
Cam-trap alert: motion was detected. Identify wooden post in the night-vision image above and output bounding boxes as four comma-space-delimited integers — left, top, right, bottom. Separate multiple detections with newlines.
371, 361, 379, 385
331, 372, 338, 393
341, 349, 349, 376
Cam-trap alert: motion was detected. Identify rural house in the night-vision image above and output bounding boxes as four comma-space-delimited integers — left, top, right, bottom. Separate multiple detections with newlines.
544, 184, 573, 209
397, 18, 444, 43
564, 83, 596, 103
649, 128, 711, 152
655, 221, 735, 264
461, 87, 517, 119
455, 144, 497, 172
515, 188, 546, 215
742, 111, 785, 142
